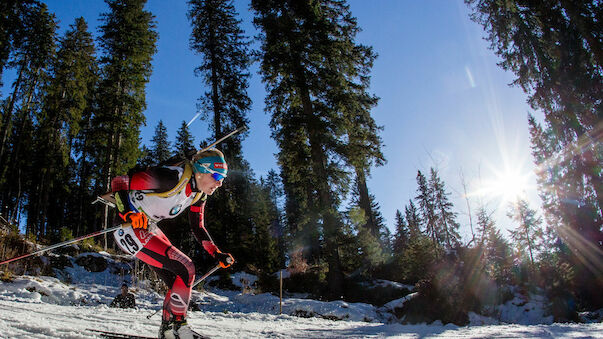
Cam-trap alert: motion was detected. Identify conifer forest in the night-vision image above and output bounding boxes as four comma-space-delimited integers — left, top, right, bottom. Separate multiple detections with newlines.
0, 0, 601, 323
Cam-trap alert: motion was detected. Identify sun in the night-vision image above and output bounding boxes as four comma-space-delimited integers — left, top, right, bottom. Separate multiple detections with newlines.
491, 168, 531, 202
472, 166, 533, 206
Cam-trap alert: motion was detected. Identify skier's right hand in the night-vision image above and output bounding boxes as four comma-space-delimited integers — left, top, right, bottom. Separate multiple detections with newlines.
216, 251, 234, 268
123, 211, 148, 230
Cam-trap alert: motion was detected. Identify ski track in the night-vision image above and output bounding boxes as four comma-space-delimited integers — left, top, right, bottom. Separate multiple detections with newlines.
1, 297, 602, 339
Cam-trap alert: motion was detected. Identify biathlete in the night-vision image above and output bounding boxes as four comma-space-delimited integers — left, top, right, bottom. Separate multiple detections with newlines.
110, 148, 234, 339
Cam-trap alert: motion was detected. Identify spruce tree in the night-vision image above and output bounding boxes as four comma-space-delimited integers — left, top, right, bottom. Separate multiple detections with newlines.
429, 168, 460, 250
415, 170, 438, 254
187, 0, 251, 156
0, 2, 56, 235
150, 120, 171, 164
188, 0, 264, 273
261, 169, 286, 268
484, 225, 512, 284
252, 0, 382, 297
29, 17, 97, 236
89, 0, 156, 249
393, 210, 409, 254
174, 120, 195, 156
94, 0, 157, 193
405, 199, 422, 237
0, 0, 40, 92
507, 198, 543, 270
475, 206, 495, 246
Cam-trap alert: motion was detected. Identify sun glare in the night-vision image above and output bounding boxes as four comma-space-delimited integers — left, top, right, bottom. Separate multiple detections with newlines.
473, 167, 533, 206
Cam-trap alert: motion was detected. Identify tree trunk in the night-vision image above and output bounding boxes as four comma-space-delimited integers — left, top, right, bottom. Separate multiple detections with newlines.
355, 167, 378, 238
0, 59, 26, 161
294, 60, 343, 297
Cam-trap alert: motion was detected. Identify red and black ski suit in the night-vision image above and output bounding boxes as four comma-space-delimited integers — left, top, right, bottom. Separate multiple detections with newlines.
111, 164, 224, 322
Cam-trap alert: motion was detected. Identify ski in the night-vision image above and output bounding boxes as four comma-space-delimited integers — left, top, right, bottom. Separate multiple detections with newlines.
88, 328, 156, 339
88, 328, 210, 339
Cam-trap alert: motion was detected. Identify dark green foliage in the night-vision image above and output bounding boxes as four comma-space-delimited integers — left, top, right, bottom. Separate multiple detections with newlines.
507, 198, 543, 270
282, 271, 326, 298
187, 0, 281, 277
0, 1, 56, 235
29, 17, 97, 237
393, 210, 409, 254
174, 120, 195, 156
415, 170, 438, 253
396, 233, 437, 283
150, 120, 171, 164
252, 0, 384, 297
187, 0, 251, 153
429, 168, 460, 249
94, 0, 158, 189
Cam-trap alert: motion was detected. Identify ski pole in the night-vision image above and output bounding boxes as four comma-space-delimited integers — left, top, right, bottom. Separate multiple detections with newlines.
146, 261, 229, 319
0, 224, 129, 266
196, 125, 247, 155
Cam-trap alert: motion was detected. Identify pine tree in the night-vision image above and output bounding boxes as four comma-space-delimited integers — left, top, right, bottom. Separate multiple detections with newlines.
393, 210, 409, 254
405, 199, 422, 237
187, 0, 251, 156
137, 145, 154, 168
90, 0, 156, 249
475, 205, 495, 245
429, 168, 460, 250
29, 17, 97, 236
150, 120, 171, 164
261, 169, 286, 268
94, 0, 157, 193
252, 0, 382, 297
174, 120, 195, 156
484, 225, 512, 284
188, 0, 272, 274
415, 170, 438, 254
0, 2, 56, 234
507, 198, 543, 270
0, 0, 40, 92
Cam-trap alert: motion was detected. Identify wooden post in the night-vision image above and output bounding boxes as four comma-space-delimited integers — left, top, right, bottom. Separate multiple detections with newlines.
279, 270, 283, 315
103, 204, 108, 251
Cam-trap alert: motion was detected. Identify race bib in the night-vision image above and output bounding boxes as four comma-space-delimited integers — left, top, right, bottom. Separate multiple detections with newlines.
113, 227, 144, 256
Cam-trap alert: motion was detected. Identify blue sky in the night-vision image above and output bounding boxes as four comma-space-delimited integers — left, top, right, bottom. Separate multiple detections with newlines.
38, 0, 544, 240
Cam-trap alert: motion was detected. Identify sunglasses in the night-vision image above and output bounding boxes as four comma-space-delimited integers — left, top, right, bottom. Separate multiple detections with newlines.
198, 163, 226, 182
211, 172, 226, 182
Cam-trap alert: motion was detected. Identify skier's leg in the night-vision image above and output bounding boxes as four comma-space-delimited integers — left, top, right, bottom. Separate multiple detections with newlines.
136, 230, 195, 322
114, 225, 195, 322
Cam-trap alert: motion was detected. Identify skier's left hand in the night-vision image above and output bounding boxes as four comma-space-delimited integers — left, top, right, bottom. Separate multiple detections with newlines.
216, 251, 234, 268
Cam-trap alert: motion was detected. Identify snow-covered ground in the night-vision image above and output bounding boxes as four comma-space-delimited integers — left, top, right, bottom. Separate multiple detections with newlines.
0, 253, 602, 338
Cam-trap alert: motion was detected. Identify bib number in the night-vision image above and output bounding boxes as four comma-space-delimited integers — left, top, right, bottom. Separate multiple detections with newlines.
114, 227, 144, 256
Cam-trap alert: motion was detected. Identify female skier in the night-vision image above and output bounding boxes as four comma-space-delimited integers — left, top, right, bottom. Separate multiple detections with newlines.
111, 148, 233, 339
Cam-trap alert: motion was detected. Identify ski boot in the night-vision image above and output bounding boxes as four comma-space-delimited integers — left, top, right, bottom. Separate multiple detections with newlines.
159, 318, 200, 339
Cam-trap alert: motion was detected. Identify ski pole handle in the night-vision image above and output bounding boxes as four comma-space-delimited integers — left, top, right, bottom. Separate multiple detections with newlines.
0, 223, 131, 266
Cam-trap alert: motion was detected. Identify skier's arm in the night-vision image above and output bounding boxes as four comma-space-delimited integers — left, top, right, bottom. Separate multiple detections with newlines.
188, 198, 234, 268
188, 198, 218, 255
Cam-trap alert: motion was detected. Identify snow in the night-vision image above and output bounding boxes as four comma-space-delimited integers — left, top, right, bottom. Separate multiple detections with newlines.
0, 255, 602, 338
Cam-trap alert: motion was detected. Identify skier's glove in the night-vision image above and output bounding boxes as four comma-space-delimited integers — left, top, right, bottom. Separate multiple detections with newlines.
122, 211, 148, 230
216, 251, 234, 268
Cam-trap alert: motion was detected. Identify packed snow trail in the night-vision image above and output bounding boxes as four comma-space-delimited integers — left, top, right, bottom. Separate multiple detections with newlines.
0, 297, 602, 338
0, 275, 601, 338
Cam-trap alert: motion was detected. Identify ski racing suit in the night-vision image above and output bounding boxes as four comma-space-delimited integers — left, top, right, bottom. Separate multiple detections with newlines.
111, 163, 223, 322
